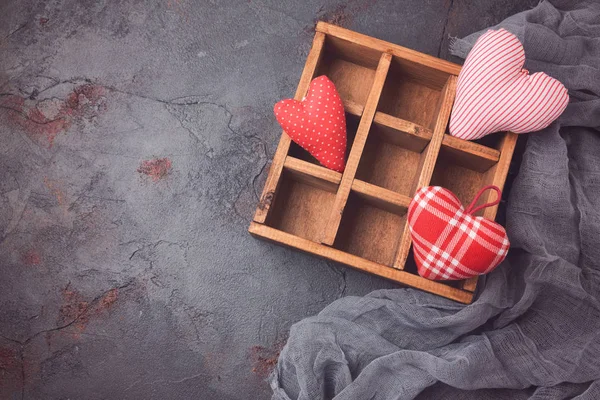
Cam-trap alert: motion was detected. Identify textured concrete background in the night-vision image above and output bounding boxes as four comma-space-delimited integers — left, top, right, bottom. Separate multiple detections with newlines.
0, 1, 535, 399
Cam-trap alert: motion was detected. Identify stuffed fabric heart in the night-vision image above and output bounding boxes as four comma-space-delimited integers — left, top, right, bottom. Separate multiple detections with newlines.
408, 186, 510, 281
449, 29, 569, 140
274, 76, 347, 172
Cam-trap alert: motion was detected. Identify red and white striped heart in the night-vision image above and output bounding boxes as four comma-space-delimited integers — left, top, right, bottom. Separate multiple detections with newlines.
408, 186, 510, 281
274, 76, 347, 172
449, 29, 569, 141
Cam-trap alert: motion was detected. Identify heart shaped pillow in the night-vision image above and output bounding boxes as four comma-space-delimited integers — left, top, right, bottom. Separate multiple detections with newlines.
449, 29, 569, 141
408, 186, 510, 281
274, 76, 347, 172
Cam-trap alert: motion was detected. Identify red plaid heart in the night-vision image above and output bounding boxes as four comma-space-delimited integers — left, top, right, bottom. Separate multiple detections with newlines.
449, 29, 569, 140
274, 76, 347, 172
408, 186, 510, 281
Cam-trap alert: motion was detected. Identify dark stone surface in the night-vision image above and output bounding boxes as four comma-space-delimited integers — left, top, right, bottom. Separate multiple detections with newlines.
0, 1, 535, 399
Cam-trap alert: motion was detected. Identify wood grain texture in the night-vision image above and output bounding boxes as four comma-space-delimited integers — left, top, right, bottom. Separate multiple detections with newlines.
335, 192, 406, 266
284, 156, 341, 188
266, 171, 336, 243
249, 222, 473, 304
481, 132, 518, 220
374, 112, 433, 147
318, 57, 376, 106
442, 135, 500, 172
378, 75, 442, 128
393, 76, 457, 269
461, 277, 479, 293
343, 98, 364, 117
316, 22, 462, 79
431, 132, 516, 216
324, 34, 382, 69
430, 157, 485, 206
253, 32, 326, 223
352, 179, 412, 214
418, 76, 458, 189
355, 124, 423, 196
461, 131, 518, 292
321, 53, 392, 245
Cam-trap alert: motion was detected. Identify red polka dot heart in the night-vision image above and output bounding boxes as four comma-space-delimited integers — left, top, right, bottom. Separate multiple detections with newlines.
274, 76, 347, 172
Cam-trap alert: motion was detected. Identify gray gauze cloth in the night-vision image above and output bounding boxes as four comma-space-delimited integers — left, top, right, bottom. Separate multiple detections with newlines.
270, 1, 600, 399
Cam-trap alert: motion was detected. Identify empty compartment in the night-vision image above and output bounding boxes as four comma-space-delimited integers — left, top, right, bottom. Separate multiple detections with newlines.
288, 112, 359, 166
266, 169, 337, 242
315, 36, 382, 106
334, 192, 407, 266
356, 117, 430, 196
430, 144, 499, 215
378, 56, 452, 129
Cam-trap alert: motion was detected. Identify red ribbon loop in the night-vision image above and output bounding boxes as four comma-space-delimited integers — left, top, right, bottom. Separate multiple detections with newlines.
465, 185, 502, 215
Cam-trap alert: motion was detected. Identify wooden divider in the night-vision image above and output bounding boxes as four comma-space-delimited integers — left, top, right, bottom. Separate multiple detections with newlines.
351, 179, 412, 215
460, 131, 517, 292
253, 32, 326, 224
374, 112, 433, 142
283, 156, 342, 186
343, 99, 365, 117
393, 76, 458, 269
320, 52, 392, 245
442, 135, 500, 166
316, 22, 462, 79
249, 222, 473, 303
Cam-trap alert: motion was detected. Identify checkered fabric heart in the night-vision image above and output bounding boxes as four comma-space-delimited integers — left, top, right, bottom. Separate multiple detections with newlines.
408, 186, 510, 281
449, 29, 569, 141
274, 76, 347, 172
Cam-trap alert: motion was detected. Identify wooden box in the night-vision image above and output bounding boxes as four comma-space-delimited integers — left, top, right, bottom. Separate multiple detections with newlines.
249, 22, 517, 303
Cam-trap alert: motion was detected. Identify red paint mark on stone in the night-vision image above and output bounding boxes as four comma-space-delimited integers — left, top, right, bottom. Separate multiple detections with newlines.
59, 286, 89, 336
0, 84, 107, 148
99, 288, 118, 309
137, 158, 172, 181
22, 249, 42, 266
39, 17, 49, 25
1, 95, 70, 147
58, 285, 119, 339
0, 347, 18, 370
64, 84, 107, 117
322, 4, 352, 27
307, 0, 378, 32
0, 345, 21, 392
0, 346, 23, 399
250, 340, 286, 378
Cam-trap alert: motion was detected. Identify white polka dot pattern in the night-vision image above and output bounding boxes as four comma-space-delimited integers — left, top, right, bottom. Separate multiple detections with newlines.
274, 76, 347, 172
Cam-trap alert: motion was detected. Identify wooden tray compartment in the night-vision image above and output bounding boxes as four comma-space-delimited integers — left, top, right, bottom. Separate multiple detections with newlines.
377, 56, 449, 129
250, 23, 517, 304
436, 131, 513, 217
334, 190, 407, 266
265, 165, 337, 243
355, 114, 429, 197
315, 35, 382, 107
431, 142, 498, 214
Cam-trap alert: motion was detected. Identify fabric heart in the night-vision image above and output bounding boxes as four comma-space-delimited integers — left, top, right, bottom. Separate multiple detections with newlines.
274, 76, 347, 172
449, 29, 569, 140
408, 186, 510, 281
